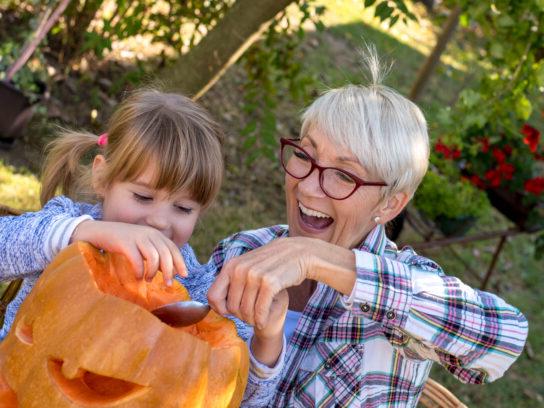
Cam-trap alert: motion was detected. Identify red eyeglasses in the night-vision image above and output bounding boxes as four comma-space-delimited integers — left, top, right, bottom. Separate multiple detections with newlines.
280, 138, 388, 200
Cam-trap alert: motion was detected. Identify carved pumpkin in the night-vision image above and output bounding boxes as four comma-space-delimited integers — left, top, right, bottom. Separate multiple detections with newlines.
0, 242, 248, 407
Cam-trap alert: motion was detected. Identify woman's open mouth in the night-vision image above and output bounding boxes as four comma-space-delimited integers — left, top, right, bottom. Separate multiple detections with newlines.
298, 202, 334, 231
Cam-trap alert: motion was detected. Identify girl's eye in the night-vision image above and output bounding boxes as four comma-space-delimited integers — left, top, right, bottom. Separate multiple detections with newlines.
133, 193, 153, 202
175, 205, 193, 214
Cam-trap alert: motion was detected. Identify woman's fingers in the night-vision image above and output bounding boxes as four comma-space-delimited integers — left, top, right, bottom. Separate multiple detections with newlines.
208, 268, 231, 316
254, 276, 277, 330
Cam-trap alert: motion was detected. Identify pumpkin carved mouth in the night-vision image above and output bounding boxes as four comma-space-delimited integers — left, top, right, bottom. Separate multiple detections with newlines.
48, 359, 147, 405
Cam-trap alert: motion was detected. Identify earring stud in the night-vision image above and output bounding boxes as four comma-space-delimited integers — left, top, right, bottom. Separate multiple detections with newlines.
374, 216, 381, 224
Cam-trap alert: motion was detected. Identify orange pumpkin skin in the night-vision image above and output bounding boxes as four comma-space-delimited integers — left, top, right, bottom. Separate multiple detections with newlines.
0, 242, 249, 408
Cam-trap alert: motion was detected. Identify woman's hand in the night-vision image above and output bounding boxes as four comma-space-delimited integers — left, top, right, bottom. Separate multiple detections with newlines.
208, 237, 315, 330
251, 289, 289, 367
208, 236, 357, 330
71, 219, 187, 285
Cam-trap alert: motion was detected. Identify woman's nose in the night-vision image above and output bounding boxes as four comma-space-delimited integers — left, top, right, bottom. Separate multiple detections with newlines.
298, 168, 326, 197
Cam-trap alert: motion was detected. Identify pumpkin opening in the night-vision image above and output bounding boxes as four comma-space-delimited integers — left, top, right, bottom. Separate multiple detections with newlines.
48, 359, 147, 404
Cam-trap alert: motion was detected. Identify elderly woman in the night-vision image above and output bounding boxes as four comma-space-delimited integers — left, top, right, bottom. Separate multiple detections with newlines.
207, 52, 528, 407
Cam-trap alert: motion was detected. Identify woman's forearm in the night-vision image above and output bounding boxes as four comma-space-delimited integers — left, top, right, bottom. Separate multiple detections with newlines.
308, 239, 357, 296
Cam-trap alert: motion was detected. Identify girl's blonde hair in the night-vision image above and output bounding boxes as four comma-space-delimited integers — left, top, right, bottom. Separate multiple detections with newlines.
40, 89, 224, 209
300, 44, 429, 200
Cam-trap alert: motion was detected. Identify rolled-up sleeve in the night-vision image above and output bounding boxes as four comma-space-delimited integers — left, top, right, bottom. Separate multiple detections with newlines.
342, 248, 528, 384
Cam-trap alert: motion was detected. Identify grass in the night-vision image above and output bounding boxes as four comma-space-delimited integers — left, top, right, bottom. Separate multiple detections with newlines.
0, 160, 40, 211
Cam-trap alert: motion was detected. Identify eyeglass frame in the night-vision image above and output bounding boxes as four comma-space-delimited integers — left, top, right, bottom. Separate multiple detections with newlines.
279, 137, 388, 200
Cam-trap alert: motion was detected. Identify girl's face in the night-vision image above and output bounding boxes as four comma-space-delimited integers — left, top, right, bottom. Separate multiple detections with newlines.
94, 157, 202, 248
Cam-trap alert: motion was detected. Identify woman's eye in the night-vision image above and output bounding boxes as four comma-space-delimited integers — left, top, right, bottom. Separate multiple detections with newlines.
294, 150, 311, 161
133, 193, 153, 202
175, 205, 193, 214
334, 170, 355, 184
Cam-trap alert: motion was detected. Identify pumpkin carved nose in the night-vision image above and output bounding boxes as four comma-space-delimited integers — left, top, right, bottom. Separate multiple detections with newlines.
48, 359, 147, 405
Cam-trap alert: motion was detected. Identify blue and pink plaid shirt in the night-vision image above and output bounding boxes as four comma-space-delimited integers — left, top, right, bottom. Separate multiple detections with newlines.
207, 224, 528, 407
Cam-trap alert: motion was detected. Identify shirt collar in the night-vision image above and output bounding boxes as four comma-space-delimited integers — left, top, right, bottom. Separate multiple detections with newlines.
355, 224, 388, 256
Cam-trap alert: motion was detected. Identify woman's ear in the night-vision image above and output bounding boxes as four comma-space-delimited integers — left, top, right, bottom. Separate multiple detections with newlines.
377, 192, 410, 224
91, 155, 107, 197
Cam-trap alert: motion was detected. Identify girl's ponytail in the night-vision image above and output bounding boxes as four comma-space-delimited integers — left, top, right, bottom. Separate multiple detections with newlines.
40, 129, 99, 206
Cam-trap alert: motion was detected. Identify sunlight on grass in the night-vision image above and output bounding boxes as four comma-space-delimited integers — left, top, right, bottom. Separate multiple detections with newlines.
0, 161, 40, 211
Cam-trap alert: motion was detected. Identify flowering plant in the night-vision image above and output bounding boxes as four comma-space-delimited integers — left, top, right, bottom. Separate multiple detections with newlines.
434, 123, 544, 232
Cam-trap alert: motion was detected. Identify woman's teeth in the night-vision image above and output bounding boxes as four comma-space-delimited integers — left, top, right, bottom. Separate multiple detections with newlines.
299, 202, 330, 218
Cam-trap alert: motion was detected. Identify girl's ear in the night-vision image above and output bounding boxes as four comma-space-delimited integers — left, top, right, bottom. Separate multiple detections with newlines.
91, 155, 107, 196
376, 192, 410, 224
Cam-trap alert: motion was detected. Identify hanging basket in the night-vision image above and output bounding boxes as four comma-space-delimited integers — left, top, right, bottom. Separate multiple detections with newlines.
0, 81, 35, 146
485, 187, 536, 231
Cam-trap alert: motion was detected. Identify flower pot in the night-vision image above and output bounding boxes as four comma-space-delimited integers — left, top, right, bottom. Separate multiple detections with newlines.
434, 214, 477, 237
485, 187, 536, 231
0, 81, 34, 147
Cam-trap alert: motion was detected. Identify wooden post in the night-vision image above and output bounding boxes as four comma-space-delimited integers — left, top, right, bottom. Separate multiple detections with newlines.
409, 6, 462, 102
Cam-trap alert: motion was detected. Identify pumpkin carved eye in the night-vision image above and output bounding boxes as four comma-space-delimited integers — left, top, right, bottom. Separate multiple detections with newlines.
48, 359, 147, 405
14, 319, 33, 345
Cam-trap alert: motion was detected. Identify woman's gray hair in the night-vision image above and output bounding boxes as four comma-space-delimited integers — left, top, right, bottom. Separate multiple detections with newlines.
300, 44, 429, 199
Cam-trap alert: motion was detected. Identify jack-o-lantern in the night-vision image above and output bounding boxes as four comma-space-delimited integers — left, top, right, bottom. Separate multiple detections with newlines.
0, 242, 249, 407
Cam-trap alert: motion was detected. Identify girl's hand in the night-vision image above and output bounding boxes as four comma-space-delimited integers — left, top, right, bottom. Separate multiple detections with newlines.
71, 220, 187, 285
208, 237, 312, 330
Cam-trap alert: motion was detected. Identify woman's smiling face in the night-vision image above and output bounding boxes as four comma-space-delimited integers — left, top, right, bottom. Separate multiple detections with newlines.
285, 128, 385, 249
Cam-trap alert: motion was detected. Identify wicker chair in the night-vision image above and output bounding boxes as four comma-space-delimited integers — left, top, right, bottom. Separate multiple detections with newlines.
419, 378, 468, 408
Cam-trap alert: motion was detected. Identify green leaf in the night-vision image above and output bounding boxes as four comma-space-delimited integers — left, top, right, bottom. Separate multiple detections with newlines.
515, 95, 532, 120
489, 43, 504, 59
364, 0, 377, 7
459, 89, 481, 108
497, 15, 514, 27
536, 0, 544, 12
375, 2, 393, 21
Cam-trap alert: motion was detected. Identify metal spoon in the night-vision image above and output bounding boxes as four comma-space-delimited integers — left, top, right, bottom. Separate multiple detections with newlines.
151, 301, 211, 327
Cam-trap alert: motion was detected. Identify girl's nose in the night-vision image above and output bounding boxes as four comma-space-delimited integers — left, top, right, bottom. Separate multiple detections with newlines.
145, 211, 170, 234
298, 168, 326, 198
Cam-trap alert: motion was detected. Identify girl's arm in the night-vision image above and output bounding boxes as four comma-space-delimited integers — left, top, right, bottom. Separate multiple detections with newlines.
0, 196, 94, 281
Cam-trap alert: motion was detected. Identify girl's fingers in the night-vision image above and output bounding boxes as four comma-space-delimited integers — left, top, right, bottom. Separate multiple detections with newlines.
156, 240, 174, 286
123, 244, 145, 280
138, 240, 160, 282
166, 239, 187, 278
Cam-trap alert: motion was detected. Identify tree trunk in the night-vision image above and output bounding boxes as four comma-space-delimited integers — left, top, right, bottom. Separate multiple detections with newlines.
409, 6, 462, 102
162, 0, 295, 100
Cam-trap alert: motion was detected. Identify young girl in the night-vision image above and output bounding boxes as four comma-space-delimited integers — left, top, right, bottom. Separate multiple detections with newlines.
0, 88, 286, 406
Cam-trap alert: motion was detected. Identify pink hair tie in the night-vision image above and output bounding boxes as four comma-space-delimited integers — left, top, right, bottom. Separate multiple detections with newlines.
97, 133, 108, 147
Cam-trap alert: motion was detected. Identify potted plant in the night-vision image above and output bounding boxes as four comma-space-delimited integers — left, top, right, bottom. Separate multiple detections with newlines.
434, 123, 544, 233
413, 170, 491, 237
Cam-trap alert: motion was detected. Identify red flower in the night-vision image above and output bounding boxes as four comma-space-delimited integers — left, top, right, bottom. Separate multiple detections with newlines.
492, 148, 506, 163
521, 124, 540, 153
479, 137, 490, 153
485, 169, 502, 187
434, 140, 461, 160
498, 162, 515, 180
503, 145, 513, 156
524, 177, 544, 195
469, 175, 485, 188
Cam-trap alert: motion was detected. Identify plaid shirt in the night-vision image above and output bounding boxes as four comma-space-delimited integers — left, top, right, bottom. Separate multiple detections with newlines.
208, 224, 528, 407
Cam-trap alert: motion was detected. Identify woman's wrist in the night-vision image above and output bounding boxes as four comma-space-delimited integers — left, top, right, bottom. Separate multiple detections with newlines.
308, 240, 357, 295
250, 332, 284, 368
